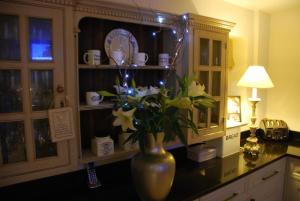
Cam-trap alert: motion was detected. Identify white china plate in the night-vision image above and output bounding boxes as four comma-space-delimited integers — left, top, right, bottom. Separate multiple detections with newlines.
104, 28, 139, 64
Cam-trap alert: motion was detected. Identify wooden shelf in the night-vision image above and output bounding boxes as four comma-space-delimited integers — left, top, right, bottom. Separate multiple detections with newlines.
79, 102, 114, 111
81, 147, 138, 165
80, 140, 183, 165
78, 64, 174, 70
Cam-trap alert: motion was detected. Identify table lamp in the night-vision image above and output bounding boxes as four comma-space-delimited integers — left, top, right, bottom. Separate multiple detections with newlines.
237, 65, 274, 156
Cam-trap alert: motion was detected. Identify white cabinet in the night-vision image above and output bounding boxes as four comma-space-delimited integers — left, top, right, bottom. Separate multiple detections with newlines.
247, 158, 286, 201
184, 14, 235, 145
284, 157, 300, 201
198, 158, 286, 201
0, 0, 76, 187
199, 176, 248, 201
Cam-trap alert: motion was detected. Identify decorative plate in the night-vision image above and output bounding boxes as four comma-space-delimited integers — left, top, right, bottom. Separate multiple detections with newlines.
104, 28, 139, 64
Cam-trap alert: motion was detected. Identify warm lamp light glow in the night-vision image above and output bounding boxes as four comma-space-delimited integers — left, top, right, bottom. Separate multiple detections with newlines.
237, 65, 274, 88
237, 65, 274, 156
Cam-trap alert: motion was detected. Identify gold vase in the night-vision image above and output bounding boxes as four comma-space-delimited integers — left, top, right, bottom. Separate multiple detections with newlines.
131, 132, 175, 201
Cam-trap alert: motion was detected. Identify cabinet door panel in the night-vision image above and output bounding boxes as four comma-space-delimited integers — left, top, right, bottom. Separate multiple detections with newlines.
30, 70, 53, 111
212, 40, 221, 66
0, 121, 26, 164
199, 71, 209, 93
33, 118, 57, 159
211, 101, 220, 128
28, 17, 53, 62
199, 38, 209, 66
0, 14, 20, 60
212, 71, 221, 96
0, 69, 22, 113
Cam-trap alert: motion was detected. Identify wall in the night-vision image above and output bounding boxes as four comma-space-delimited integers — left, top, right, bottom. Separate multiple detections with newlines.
266, 6, 300, 131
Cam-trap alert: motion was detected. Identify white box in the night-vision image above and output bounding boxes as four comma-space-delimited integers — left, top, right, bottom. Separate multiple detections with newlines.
91, 136, 114, 157
187, 145, 216, 162
207, 122, 243, 158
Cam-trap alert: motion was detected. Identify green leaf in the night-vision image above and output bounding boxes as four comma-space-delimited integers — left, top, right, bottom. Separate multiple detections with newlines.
115, 76, 120, 85
98, 90, 116, 97
131, 79, 136, 89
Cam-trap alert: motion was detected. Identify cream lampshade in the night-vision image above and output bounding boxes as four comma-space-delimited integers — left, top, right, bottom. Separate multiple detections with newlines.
237, 65, 274, 156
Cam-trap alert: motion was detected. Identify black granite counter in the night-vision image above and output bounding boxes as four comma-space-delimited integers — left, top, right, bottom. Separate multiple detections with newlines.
1, 140, 300, 201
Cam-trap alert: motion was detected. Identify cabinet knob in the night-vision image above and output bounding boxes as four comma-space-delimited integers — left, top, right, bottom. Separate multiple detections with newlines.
56, 85, 64, 93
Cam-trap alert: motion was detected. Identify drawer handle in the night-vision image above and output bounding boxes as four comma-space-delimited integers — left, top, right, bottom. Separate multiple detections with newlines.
222, 193, 238, 201
262, 171, 279, 181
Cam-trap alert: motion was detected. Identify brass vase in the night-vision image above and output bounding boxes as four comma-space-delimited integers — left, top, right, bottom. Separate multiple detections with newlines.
131, 132, 175, 201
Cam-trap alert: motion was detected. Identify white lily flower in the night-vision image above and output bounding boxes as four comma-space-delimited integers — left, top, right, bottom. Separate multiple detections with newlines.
112, 108, 137, 131
188, 81, 205, 97
149, 86, 160, 95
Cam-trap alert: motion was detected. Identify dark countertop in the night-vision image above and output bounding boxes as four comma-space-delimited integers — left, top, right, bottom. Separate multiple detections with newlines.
1, 140, 300, 201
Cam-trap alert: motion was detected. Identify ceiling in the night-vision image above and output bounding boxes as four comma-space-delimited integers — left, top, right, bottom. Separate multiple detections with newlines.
224, 0, 300, 13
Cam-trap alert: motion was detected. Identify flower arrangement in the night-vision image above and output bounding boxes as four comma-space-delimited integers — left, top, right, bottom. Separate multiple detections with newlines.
99, 74, 214, 152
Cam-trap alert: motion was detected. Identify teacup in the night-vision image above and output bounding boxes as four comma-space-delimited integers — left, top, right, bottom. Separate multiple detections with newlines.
83, 50, 101, 65
133, 52, 149, 66
158, 53, 170, 66
86, 92, 103, 106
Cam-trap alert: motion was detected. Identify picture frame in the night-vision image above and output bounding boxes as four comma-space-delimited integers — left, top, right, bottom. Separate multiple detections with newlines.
48, 107, 75, 142
227, 96, 241, 122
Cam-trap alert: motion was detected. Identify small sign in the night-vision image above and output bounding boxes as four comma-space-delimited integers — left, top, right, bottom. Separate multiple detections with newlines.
48, 107, 75, 142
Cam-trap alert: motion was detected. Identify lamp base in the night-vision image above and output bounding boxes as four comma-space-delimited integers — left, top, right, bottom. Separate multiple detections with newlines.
243, 135, 260, 156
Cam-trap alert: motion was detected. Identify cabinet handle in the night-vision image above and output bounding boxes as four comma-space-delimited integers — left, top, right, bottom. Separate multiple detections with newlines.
250, 199, 256, 201
262, 171, 279, 181
293, 171, 300, 178
222, 193, 238, 201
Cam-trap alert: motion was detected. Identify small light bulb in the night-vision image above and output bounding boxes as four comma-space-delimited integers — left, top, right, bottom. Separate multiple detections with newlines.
157, 16, 164, 24
127, 89, 133, 94
152, 32, 157, 36
172, 30, 176, 34
123, 82, 128, 87
159, 81, 164, 86
182, 15, 187, 20
186, 29, 189, 33
164, 65, 169, 69
125, 74, 129, 78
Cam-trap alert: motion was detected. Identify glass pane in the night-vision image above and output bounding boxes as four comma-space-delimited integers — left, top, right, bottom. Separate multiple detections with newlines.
213, 40, 221, 66
31, 70, 53, 111
199, 71, 209, 93
33, 119, 57, 158
29, 18, 53, 61
200, 38, 209, 65
211, 101, 220, 128
0, 121, 26, 164
0, 70, 22, 113
197, 108, 208, 129
0, 14, 20, 60
212, 71, 221, 96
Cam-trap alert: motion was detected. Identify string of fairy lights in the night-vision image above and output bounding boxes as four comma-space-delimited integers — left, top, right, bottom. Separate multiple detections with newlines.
112, 13, 189, 96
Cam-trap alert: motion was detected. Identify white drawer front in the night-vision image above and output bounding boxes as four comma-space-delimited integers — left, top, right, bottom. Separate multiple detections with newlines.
199, 177, 247, 201
249, 158, 286, 189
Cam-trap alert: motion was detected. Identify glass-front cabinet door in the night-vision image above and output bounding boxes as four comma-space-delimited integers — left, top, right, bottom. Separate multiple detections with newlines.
188, 30, 226, 144
0, 2, 68, 180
